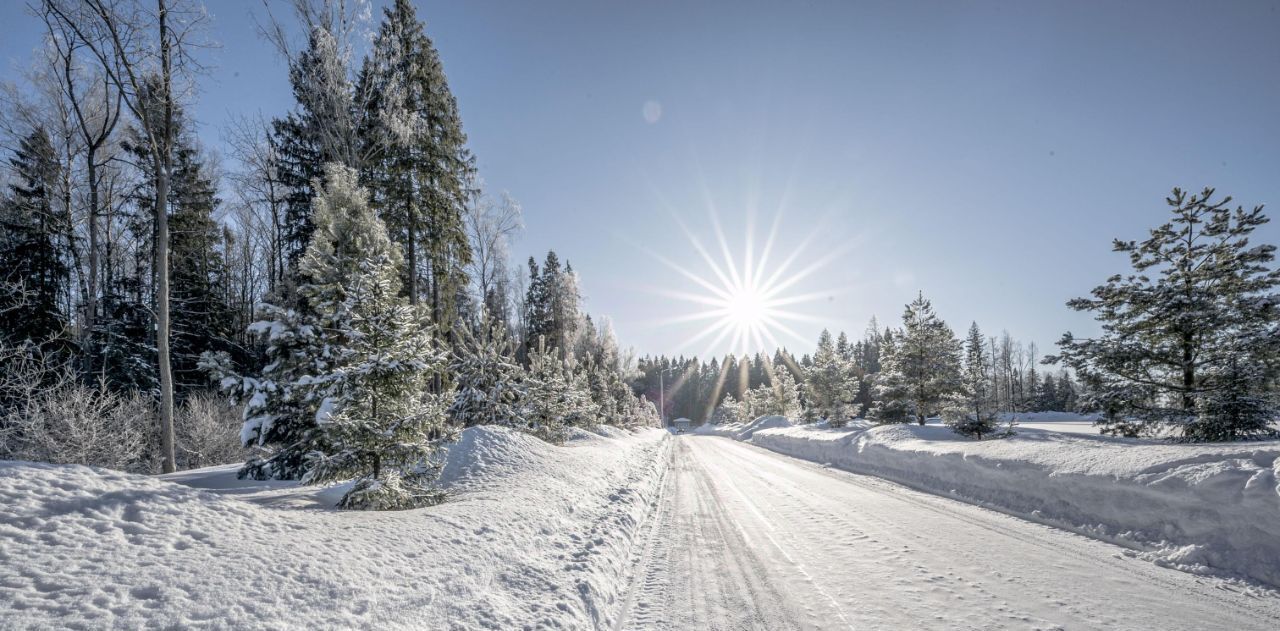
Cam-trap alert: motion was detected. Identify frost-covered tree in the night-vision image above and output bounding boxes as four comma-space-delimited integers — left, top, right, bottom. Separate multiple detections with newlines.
449, 313, 525, 428
771, 368, 804, 420
285, 164, 452, 509
209, 166, 454, 507
870, 292, 961, 425
944, 322, 1000, 438
274, 24, 359, 265
522, 338, 594, 443
359, 0, 473, 337
711, 393, 747, 425
1049, 188, 1280, 440
803, 329, 857, 426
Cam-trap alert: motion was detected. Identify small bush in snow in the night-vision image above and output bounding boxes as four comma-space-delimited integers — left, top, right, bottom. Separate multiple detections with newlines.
176, 392, 249, 470
0, 348, 157, 473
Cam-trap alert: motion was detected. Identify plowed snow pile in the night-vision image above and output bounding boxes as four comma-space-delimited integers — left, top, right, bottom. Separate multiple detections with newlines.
704, 418, 1280, 587
0, 426, 670, 630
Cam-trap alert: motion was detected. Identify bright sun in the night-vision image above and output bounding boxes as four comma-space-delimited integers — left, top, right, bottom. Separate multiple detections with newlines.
648, 209, 842, 358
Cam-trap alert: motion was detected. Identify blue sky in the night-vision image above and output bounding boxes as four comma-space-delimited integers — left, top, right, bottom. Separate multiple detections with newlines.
2, 0, 1278, 359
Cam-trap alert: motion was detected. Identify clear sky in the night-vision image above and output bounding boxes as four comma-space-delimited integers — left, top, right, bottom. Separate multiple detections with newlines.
2, 0, 1278, 360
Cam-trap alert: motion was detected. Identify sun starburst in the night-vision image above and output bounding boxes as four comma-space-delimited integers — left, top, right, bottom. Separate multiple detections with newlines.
648, 208, 846, 358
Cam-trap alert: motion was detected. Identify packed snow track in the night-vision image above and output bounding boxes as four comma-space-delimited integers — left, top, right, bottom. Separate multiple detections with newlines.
613, 435, 1280, 630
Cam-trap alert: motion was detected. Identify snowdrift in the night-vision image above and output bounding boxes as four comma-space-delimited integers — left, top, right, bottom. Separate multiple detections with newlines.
714, 417, 1280, 588
0, 426, 670, 629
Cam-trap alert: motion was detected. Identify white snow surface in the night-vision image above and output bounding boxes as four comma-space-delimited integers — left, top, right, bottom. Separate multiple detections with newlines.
615, 435, 1280, 629
0, 426, 670, 630
700, 416, 1280, 588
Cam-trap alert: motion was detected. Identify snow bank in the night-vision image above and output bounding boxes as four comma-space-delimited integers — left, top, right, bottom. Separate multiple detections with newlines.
693, 414, 790, 440
722, 417, 1280, 587
0, 426, 670, 629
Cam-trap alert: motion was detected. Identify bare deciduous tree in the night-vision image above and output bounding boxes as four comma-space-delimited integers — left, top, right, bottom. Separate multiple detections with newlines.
44, 0, 209, 473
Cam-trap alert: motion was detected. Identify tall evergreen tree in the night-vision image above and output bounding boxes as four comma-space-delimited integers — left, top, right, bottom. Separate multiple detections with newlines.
870, 292, 962, 424
359, 0, 474, 337
945, 322, 1000, 438
167, 139, 238, 393
274, 26, 359, 266
1049, 188, 1280, 440
803, 329, 857, 426
0, 127, 69, 349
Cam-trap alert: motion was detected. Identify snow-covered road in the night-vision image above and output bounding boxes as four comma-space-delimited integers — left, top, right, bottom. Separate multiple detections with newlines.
614, 435, 1280, 630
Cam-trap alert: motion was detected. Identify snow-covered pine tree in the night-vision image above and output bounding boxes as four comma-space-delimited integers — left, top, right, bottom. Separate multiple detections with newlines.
944, 322, 1000, 438
522, 337, 593, 443
289, 164, 453, 509
448, 313, 525, 428
870, 292, 962, 424
1048, 188, 1280, 440
770, 368, 804, 420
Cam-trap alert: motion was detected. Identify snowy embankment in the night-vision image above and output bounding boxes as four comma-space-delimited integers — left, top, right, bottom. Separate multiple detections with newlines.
698, 416, 1280, 588
0, 426, 670, 630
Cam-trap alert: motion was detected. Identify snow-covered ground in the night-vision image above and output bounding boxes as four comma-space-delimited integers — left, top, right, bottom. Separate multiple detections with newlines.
615, 435, 1280, 629
0, 426, 669, 630
699, 416, 1280, 588
1000, 411, 1103, 435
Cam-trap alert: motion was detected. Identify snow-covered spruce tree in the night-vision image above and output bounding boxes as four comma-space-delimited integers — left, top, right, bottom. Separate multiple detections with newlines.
210, 166, 455, 510
803, 329, 857, 426
292, 165, 454, 509
944, 322, 1001, 438
1048, 188, 1280, 441
448, 313, 525, 428
870, 292, 962, 425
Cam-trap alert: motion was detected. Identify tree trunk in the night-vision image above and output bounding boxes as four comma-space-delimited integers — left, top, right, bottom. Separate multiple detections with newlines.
156, 0, 176, 474
85, 155, 99, 373
1182, 329, 1195, 413
156, 163, 175, 473
406, 199, 418, 305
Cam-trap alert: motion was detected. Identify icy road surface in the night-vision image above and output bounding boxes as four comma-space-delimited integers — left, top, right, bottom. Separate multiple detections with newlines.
614, 436, 1280, 630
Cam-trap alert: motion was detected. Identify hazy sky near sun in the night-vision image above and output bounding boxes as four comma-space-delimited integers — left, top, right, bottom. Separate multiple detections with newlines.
2, 0, 1278, 359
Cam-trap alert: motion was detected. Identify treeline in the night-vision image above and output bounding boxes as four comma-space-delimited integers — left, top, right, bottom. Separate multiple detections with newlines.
638, 317, 1081, 433
0, 0, 656, 509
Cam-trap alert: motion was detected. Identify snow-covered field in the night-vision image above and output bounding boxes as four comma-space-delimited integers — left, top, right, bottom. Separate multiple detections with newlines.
0, 426, 670, 630
699, 416, 1280, 588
